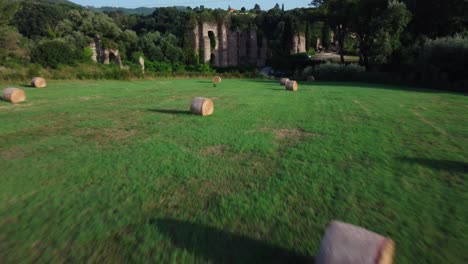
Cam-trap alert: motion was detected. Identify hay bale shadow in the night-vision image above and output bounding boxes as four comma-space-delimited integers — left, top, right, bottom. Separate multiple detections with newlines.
267, 88, 286, 91
153, 218, 314, 264
397, 157, 468, 174
148, 109, 191, 115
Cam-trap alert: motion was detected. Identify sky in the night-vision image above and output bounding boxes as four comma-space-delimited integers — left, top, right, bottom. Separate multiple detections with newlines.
68, 0, 310, 10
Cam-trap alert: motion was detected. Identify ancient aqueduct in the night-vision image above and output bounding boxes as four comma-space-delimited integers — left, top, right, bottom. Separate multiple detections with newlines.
187, 22, 307, 67
89, 22, 307, 69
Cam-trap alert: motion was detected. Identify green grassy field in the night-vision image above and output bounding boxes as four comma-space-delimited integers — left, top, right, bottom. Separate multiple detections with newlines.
0, 79, 467, 263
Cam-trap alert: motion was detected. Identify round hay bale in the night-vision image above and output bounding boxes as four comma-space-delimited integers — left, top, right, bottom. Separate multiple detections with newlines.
31, 77, 46, 88
280, 78, 290, 86
2, 88, 26, 104
285, 80, 298, 91
212, 76, 222, 84
317, 221, 395, 264
190, 97, 214, 116
307, 75, 315, 82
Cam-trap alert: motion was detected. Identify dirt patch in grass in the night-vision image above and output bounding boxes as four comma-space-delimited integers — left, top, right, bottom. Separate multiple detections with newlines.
0, 216, 18, 227
73, 128, 137, 143
166, 95, 189, 101
274, 128, 313, 140
200, 144, 227, 155
78, 95, 102, 101
261, 127, 319, 141
0, 146, 26, 160
197, 178, 236, 197
0, 103, 33, 110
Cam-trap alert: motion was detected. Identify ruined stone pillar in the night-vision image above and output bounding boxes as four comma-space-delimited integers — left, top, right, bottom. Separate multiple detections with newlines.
185, 26, 199, 61
298, 34, 306, 53
89, 42, 98, 62
139, 56, 145, 74
291, 33, 307, 54
218, 23, 229, 67
260, 37, 268, 59
227, 30, 239, 66
238, 32, 247, 63
103, 50, 110, 64
257, 37, 269, 67
249, 29, 258, 64
203, 36, 212, 64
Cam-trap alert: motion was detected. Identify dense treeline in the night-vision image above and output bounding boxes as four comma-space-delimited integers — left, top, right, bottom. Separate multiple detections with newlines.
0, 0, 466, 90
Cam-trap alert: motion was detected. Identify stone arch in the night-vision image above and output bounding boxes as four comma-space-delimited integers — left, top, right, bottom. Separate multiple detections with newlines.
105, 49, 123, 68
201, 23, 219, 64
109, 52, 118, 65
208, 31, 216, 50
210, 53, 216, 66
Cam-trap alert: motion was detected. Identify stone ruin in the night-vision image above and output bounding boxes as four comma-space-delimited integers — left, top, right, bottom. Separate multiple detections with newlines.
88, 24, 307, 70
89, 36, 123, 68
291, 34, 306, 54
187, 21, 306, 68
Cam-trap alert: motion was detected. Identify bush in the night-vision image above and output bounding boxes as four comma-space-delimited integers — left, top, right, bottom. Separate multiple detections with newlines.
145, 61, 173, 74
195, 63, 214, 74
305, 62, 365, 81
416, 34, 468, 90
31, 40, 81, 69
82, 47, 94, 63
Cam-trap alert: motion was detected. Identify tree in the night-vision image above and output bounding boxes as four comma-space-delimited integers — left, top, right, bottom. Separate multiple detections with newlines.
254, 4, 261, 11
139, 31, 184, 63
273, 3, 280, 10
31, 40, 82, 68
119, 29, 138, 59
324, 0, 357, 63
353, 0, 411, 68
402, 0, 468, 38
14, 1, 65, 38
241, 7, 246, 12
0, 27, 26, 61
309, 0, 325, 7
135, 7, 188, 39
61, 10, 123, 48
318, 0, 411, 68
0, 0, 19, 27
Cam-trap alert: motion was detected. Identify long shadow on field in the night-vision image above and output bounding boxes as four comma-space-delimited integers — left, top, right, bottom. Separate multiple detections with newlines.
267, 88, 287, 91
148, 109, 191, 115
398, 157, 468, 173
154, 218, 314, 264
316, 81, 464, 94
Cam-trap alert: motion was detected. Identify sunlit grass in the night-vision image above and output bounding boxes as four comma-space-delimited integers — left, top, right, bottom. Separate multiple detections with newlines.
0, 79, 466, 263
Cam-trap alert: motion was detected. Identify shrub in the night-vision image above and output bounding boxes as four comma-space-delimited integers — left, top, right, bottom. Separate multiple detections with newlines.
417, 34, 468, 90
196, 63, 214, 74
305, 62, 365, 81
145, 61, 173, 73
31, 40, 81, 68
81, 47, 94, 63
131, 51, 145, 63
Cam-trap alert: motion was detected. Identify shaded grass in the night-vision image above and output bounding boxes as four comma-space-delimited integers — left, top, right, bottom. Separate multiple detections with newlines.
0, 79, 467, 263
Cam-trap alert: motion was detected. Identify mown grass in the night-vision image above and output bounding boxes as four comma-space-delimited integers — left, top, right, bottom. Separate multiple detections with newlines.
0, 79, 467, 263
